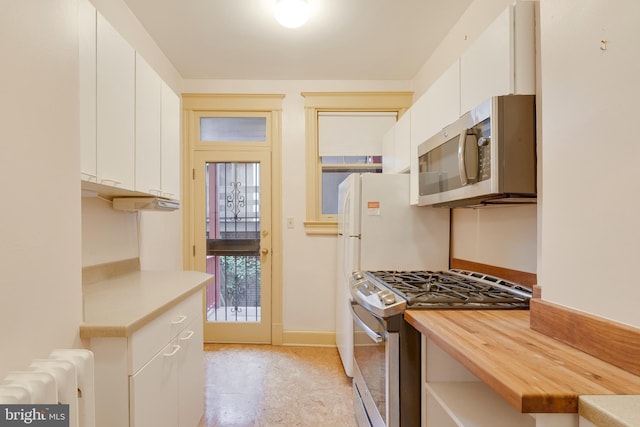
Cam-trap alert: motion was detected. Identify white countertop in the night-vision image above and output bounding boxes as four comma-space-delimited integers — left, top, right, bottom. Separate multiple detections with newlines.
580, 395, 640, 427
80, 270, 213, 338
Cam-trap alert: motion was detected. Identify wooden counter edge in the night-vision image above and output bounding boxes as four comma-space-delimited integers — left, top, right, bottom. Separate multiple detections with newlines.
404, 311, 536, 413
405, 310, 577, 414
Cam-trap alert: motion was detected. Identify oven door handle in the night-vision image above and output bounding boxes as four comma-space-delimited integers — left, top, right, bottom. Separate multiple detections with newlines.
350, 302, 385, 343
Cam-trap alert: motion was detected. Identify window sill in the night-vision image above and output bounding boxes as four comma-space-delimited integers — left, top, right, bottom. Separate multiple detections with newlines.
303, 221, 338, 236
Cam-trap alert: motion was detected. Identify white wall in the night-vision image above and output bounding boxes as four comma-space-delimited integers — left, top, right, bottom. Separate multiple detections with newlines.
138, 209, 184, 271
81, 198, 183, 271
539, 0, 640, 327
183, 79, 411, 334
81, 198, 138, 266
451, 206, 537, 273
0, 0, 83, 377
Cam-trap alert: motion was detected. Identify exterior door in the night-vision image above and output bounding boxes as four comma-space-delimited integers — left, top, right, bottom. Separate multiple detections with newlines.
194, 150, 272, 343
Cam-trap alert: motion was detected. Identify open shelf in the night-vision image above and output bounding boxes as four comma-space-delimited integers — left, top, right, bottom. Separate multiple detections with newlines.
425, 382, 535, 427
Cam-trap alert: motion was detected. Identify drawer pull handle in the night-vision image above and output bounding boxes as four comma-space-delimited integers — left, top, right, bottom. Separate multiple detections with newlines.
180, 330, 195, 341
100, 178, 121, 186
171, 315, 187, 325
163, 345, 180, 357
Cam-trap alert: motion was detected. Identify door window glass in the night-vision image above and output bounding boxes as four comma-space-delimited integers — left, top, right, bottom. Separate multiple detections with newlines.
200, 117, 267, 142
205, 162, 262, 322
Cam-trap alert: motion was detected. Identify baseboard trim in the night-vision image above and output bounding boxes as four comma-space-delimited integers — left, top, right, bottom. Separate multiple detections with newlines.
281, 331, 336, 347
530, 299, 640, 377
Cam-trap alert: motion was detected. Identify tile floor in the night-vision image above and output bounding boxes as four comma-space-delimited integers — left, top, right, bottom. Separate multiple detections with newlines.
198, 344, 358, 427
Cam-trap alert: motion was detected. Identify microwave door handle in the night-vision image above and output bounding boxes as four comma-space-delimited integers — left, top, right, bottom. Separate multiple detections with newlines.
458, 130, 469, 186
458, 131, 480, 186
350, 303, 385, 343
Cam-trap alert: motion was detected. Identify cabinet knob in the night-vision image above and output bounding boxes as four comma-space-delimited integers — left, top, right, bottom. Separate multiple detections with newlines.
261, 248, 269, 256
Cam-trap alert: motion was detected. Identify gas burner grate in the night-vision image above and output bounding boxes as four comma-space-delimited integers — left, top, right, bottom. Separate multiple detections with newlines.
366, 270, 532, 309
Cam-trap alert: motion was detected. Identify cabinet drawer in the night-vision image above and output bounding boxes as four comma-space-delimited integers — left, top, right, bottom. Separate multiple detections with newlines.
129, 291, 202, 374
129, 339, 179, 427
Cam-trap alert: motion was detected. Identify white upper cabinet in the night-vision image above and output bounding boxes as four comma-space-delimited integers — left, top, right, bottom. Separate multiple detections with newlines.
381, 126, 395, 173
80, 9, 181, 202
160, 83, 181, 200
97, 13, 136, 190
382, 112, 411, 174
393, 112, 411, 173
412, 60, 461, 146
135, 53, 162, 195
79, 0, 97, 182
459, 0, 535, 114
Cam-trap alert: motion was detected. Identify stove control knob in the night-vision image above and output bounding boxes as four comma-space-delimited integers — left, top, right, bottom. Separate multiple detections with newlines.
379, 290, 396, 306
353, 272, 364, 280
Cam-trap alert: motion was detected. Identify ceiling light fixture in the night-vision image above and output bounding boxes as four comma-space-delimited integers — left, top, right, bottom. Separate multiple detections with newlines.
274, 0, 310, 29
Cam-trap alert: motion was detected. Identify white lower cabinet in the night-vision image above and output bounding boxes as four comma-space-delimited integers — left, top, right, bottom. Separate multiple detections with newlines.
90, 291, 204, 427
421, 336, 578, 427
130, 339, 179, 427
177, 317, 205, 427
130, 316, 203, 427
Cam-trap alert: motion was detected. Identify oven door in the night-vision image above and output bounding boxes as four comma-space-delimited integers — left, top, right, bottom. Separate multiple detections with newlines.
351, 301, 399, 427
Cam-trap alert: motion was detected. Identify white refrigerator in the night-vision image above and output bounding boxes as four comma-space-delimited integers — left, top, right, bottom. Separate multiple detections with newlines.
335, 173, 450, 377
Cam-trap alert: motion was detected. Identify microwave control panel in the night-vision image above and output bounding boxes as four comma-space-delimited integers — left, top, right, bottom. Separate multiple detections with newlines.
478, 140, 491, 181
473, 121, 491, 182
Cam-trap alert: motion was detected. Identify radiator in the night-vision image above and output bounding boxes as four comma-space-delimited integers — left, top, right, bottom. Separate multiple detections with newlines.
0, 349, 95, 427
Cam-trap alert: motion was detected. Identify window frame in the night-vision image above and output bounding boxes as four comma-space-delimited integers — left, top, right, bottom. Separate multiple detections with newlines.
302, 92, 413, 235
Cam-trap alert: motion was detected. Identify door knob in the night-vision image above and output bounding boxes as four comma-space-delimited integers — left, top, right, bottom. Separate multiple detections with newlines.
261, 248, 269, 255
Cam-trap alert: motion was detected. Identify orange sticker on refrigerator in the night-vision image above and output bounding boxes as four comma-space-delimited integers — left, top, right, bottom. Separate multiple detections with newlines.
367, 201, 381, 215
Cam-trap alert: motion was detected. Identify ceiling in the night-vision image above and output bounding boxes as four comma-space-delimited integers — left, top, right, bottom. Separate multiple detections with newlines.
122, 0, 474, 80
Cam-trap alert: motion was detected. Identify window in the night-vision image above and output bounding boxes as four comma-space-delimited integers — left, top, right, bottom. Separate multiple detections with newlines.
321, 156, 382, 215
200, 117, 267, 142
302, 92, 413, 235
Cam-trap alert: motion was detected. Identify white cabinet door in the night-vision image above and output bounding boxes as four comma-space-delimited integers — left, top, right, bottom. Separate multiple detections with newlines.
97, 13, 135, 190
177, 317, 204, 427
393, 112, 411, 173
459, 0, 535, 114
424, 61, 460, 140
79, 0, 97, 182
381, 126, 395, 173
160, 83, 181, 200
411, 60, 460, 148
129, 340, 179, 427
135, 53, 162, 195
409, 96, 427, 205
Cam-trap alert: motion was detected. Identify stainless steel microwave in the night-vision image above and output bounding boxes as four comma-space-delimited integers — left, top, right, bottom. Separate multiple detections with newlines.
418, 95, 536, 208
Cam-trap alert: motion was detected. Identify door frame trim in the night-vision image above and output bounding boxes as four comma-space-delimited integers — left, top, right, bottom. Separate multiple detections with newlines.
182, 93, 284, 345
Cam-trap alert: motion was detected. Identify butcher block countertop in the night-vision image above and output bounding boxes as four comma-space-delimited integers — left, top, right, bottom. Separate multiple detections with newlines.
405, 309, 640, 414
80, 270, 213, 338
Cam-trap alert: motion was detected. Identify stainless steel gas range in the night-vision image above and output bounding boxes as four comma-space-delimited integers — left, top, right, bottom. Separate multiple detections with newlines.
349, 269, 532, 427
